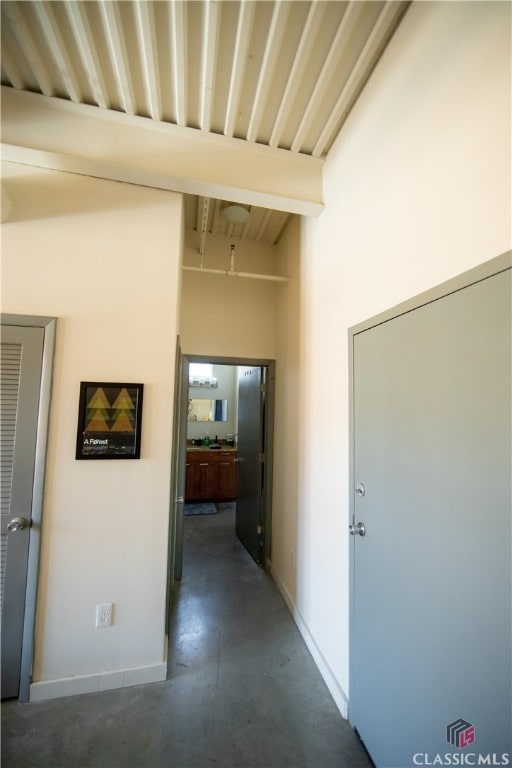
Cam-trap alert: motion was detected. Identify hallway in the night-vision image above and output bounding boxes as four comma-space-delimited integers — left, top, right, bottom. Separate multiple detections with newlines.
2, 505, 371, 768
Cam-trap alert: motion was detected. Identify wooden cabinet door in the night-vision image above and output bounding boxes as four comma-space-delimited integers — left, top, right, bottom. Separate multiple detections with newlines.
185, 460, 210, 499
185, 461, 195, 499
195, 461, 211, 499
218, 460, 235, 499
205, 462, 218, 499
185, 459, 217, 500
185, 451, 237, 501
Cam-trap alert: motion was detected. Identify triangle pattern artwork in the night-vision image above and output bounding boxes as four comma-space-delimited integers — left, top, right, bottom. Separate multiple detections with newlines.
77, 383, 143, 459
86, 410, 110, 432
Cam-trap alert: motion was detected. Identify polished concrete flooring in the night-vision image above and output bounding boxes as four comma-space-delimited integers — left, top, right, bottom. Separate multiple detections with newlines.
2, 505, 372, 768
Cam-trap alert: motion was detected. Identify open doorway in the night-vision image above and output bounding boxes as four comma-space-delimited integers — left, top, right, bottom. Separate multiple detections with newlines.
170, 354, 275, 587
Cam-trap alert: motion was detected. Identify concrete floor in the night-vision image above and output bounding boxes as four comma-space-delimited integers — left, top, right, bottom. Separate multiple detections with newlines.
2, 505, 372, 768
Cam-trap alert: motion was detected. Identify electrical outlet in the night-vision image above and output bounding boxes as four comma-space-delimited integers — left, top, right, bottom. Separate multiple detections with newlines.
290, 548, 296, 570
95, 603, 113, 628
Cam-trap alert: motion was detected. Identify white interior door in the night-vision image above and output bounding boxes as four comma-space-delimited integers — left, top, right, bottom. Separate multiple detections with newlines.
350, 267, 511, 766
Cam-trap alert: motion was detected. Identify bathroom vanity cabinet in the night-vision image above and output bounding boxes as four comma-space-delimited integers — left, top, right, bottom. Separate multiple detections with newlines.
185, 449, 237, 501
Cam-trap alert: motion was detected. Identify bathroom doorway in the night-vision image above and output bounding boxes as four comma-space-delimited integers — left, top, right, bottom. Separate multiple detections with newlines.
170, 353, 275, 588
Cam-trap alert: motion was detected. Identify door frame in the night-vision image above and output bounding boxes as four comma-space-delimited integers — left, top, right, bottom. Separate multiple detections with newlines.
168, 342, 190, 587
1, 313, 56, 702
347, 250, 511, 726
165, 337, 187, 626
171, 354, 275, 580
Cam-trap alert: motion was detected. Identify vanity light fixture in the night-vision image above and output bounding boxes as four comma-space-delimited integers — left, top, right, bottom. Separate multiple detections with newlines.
223, 204, 250, 224
188, 376, 218, 388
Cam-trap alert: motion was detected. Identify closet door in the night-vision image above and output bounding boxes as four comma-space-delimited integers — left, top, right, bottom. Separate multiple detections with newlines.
1, 325, 44, 699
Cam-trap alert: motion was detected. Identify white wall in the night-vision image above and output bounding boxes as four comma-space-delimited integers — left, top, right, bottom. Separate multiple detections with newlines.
272, 0, 511, 715
273, 217, 300, 598
1, 162, 183, 698
180, 235, 279, 359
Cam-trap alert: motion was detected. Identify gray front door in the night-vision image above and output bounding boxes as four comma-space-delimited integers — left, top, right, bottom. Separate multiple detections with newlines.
1, 325, 45, 699
236, 366, 264, 563
350, 267, 511, 766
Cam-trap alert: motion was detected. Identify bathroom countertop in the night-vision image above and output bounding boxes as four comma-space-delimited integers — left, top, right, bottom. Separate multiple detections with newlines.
186, 445, 237, 452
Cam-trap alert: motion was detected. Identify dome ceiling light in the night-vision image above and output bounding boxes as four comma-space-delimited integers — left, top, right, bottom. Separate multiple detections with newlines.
223, 204, 250, 224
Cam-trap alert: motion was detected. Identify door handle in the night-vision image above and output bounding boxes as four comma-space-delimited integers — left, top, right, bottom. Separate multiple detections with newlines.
174, 497, 184, 504
7, 516, 29, 533
349, 522, 366, 537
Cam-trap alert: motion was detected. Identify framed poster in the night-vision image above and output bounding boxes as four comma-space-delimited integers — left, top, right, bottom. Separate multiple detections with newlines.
75, 382, 144, 459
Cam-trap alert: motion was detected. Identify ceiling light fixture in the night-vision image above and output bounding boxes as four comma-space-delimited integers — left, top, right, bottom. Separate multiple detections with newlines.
223, 204, 250, 224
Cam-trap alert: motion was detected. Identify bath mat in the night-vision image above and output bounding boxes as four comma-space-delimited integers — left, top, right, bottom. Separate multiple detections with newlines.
184, 502, 218, 516
215, 501, 236, 511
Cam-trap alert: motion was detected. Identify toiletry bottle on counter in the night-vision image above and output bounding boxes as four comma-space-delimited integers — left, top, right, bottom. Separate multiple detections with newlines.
203, 432, 210, 447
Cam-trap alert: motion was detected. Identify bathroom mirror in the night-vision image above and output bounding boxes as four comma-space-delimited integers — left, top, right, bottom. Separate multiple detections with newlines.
188, 399, 228, 422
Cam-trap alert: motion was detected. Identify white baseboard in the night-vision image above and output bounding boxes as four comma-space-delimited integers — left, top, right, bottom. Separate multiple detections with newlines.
269, 561, 349, 720
29, 662, 167, 702
29, 579, 348, 713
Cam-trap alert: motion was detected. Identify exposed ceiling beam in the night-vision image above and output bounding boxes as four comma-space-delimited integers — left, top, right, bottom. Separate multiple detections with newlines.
2, 3, 54, 97
1, 87, 324, 216
291, 1, 362, 153
0, 43, 25, 91
246, 0, 291, 144
269, 2, 327, 149
33, 1, 81, 103
99, 1, 135, 115
224, 2, 255, 138
200, 0, 220, 133
312, 1, 404, 158
170, 0, 187, 126
255, 209, 273, 243
65, 1, 110, 109
135, 1, 162, 121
